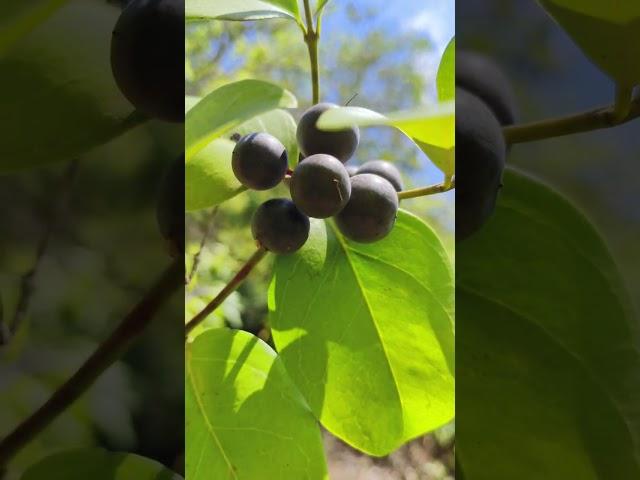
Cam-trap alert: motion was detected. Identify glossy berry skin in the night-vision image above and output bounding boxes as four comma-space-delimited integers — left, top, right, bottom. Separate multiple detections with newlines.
335, 174, 399, 243
456, 87, 506, 241
356, 160, 404, 192
346, 165, 358, 177
111, 0, 184, 122
156, 154, 185, 255
252, 199, 310, 254
296, 103, 360, 162
290, 154, 351, 218
456, 51, 517, 126
232, 133, 288, 190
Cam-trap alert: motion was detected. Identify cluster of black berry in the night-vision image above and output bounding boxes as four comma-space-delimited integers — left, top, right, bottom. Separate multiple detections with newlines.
455, 51, 517, 241
232, 103, 404, 254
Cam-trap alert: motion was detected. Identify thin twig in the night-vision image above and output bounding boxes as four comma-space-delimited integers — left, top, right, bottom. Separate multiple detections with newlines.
0, 260, 183, 467
186, 208, 218, 285
302, 0, 320, 104
2, 161, 79, 346
503, 93, 640, 144
398, 179, 456, 200
185, 247, 268, 336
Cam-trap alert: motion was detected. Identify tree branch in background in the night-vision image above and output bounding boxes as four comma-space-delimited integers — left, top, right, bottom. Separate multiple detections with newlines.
186, 207, 218, 285
0, 260, 183, 467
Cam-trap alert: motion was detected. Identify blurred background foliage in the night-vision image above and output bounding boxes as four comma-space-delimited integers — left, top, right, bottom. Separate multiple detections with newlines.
186, 1, 454, 478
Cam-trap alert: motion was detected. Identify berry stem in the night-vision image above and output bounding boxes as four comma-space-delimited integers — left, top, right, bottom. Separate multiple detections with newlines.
398, 179, 456, 200
185, 247, 269, 336
503, 92, 640, 144
0, 260, 182, 467
302, 0, 320, 104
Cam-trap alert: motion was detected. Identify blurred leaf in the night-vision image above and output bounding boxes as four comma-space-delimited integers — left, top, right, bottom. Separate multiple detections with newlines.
0, 1, 143, 173
185, 329, 328, 479
458, 169, 640, 479
186, 0, 302, 23
185, 79, 297, 161
21, 448, 182, 479
0, 0, 69, 56
437, 37, 455, 102
186, 138, 243, 211
317, 104, 454, 175
537, 1, 640, 85
269, 211, 454, 455
316, 0, 330, 17
234, 109, 299, 166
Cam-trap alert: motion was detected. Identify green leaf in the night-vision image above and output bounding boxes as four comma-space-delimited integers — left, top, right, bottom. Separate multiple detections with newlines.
269, 211, 455, 456
0, 0, 70, 56
186, 0, 302, 23
457, 169, 640, 479
316, 104, 454, 176
437, 37, 455, 102
0, 1, 145, 172
537, 1, 640, 85
21, 448, 182, 479
186, 138, 243, 211
234, 109, 300, 167
186, 329, 328, 479
185, 79, 297, 161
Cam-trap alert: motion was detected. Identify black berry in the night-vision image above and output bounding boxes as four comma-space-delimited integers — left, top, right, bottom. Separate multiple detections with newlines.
356, 160, 404, 192
456, 87, 506, 241
296, 103, 360, 162
232, 133, 288, 190
290, 154, 351, 218
335, 174, 399, 243
252, 199, 310, 254
456, 51, 517, 126
111, 0, 184, 122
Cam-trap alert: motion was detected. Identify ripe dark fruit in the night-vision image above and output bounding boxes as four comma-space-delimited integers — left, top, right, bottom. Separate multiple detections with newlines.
456, 87, 506, 241
232, 133, 288, 190
252, 199, 310, 254
335, 174, 399, 243
297, 103, 360, 162
157, 154, 185, 256
456, 50, 517, 126
111, 0, 184, 123
356, 160, 404, 192
290, 154, 351, 218
346, 165, 358, 177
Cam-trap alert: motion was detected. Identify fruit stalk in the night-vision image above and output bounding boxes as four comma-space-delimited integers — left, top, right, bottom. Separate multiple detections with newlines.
503, 94, 640, 144
398, 179, 456, 200
302, 0, 320, 104
185, 247, 269, 335
0, 260, 182, 467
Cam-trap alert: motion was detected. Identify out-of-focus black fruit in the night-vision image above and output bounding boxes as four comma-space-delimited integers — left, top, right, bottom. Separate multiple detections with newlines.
335, 174, 399, 243
296, 103, 360, 162
157, 154, 185, 255
356, 160, 404, 192
290, 154, 351, 218
456, 51, 517, 126
456, 87, 506, 241
251, 199, 310, 254
111, 0, 184, 122
232, 133, 288, 190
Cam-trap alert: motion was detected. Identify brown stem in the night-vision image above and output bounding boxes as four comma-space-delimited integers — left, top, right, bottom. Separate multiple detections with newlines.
0, 260, 183, 467
186, 207, 218, 285
185, 247, 268, 336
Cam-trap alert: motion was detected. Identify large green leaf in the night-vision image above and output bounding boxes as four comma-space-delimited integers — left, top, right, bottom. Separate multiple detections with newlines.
457, 169, 640, 479
0, 0, 70, 56
186, 329, 327, 479
537, 1, 640, 85
21, 448, 182, 479
186, 0, 302, 23
185, 79, 297, 161
269, 211, 455, 456
316, 104, 454, 176
0, 1, 144, 173
437, 37, 455, 102
184, 105, 298, 211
